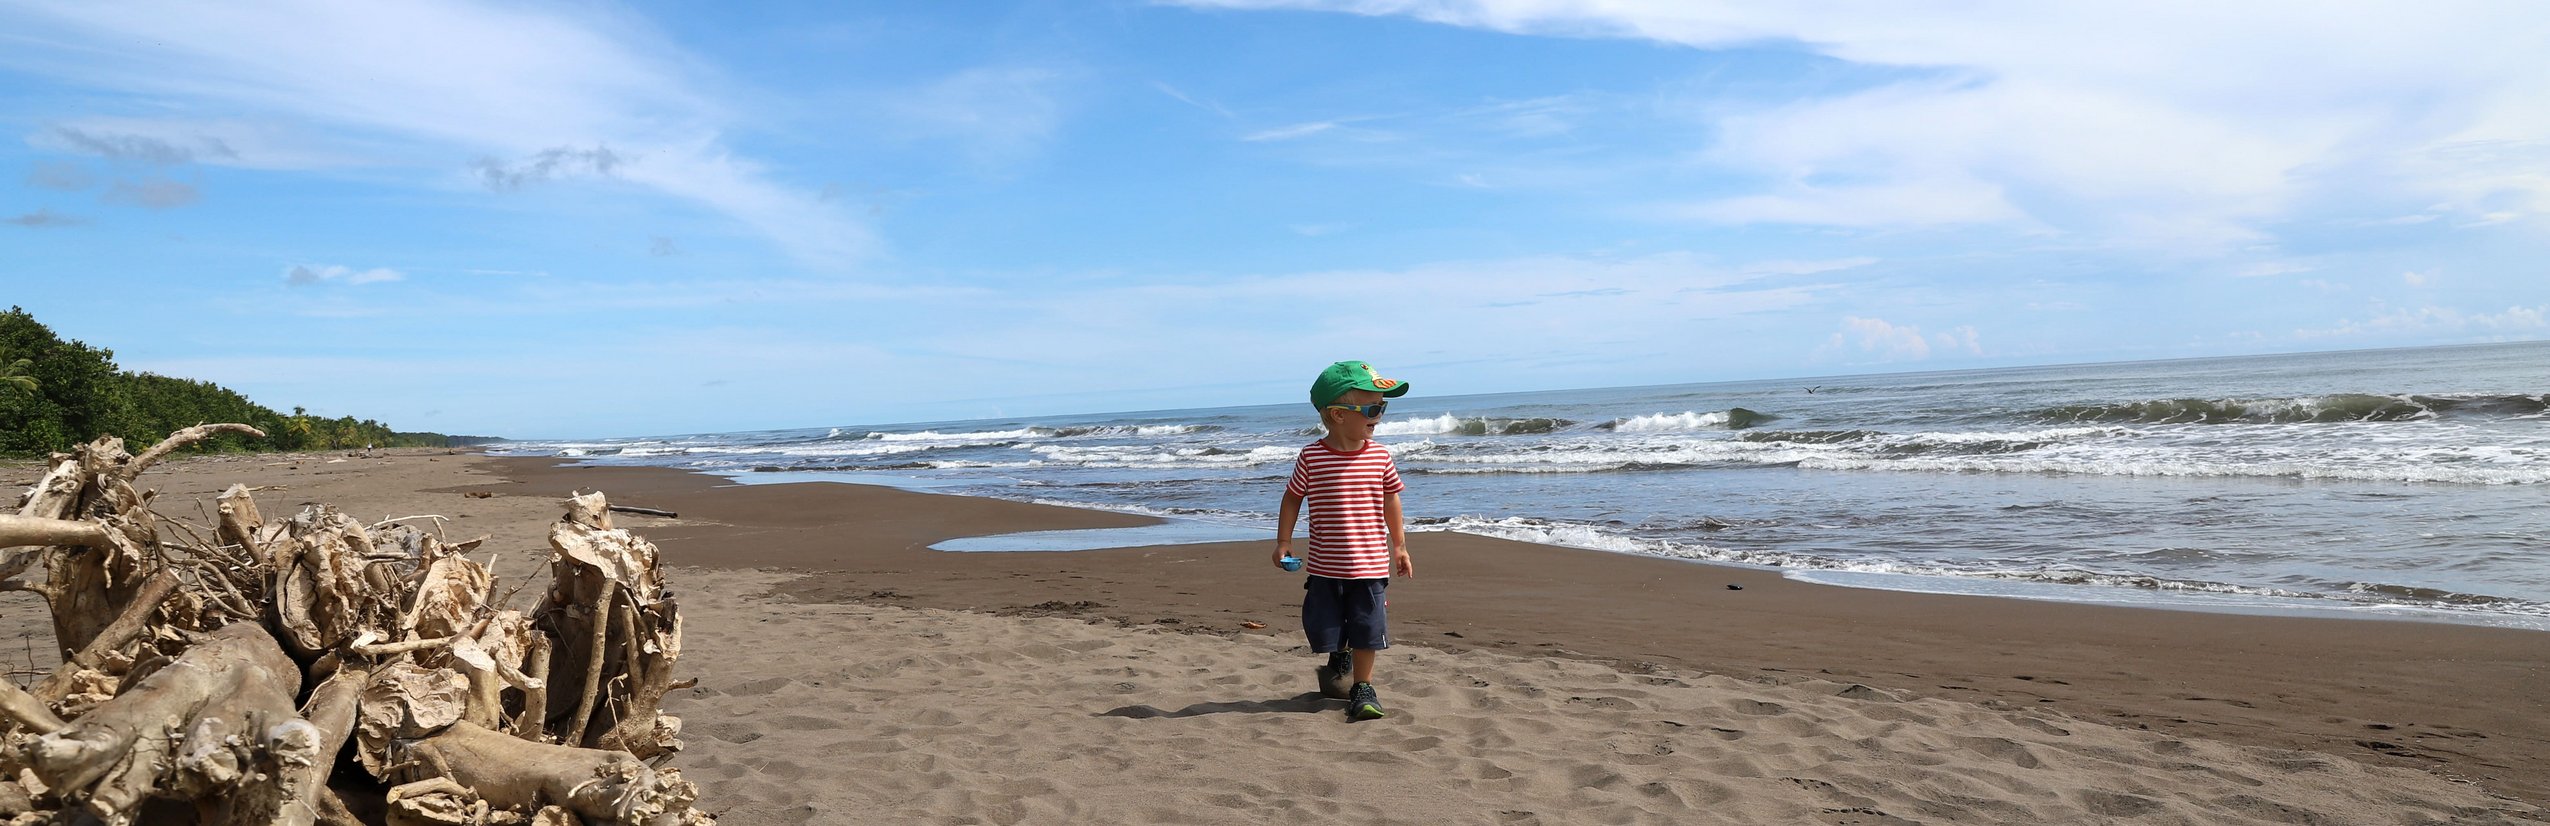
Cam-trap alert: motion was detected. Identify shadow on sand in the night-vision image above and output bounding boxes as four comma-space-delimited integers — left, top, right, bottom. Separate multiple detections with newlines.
1099, 692, 1335, 719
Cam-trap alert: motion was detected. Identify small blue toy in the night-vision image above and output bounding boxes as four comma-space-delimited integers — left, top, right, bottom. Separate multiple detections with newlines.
1279, 555, 1303, 572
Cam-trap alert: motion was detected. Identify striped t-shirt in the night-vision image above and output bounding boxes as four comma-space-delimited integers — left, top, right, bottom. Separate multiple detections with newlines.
1285, 439, 1406, 580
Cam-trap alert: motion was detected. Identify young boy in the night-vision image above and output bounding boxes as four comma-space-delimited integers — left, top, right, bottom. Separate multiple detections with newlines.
1274, 360, 1413, 721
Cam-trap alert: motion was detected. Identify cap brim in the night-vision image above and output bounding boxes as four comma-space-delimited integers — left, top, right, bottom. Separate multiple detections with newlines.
1369, 379, 1411, 398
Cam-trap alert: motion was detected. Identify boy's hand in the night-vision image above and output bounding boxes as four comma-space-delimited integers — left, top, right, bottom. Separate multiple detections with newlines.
1391, 546, 1413, 577
1272, 543, 1292, 569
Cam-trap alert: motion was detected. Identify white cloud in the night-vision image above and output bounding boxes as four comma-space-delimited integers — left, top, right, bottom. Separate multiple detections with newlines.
1740, 257, 1878, 276
1175, 1, 2550, 245
213, 250, 1838, 429
285, 264, 403, 286
2498, 305, 2550, 329
1, 0, 874, 268
1152, 81, 1234, 119
2296, 303, 2550, 340
2403, 269, 2434, 286
1665, 178, 2026, 229
883, 66, 1073, 170
1827, 316, 1935, 361
1455, 95, 1593, 139
2406, 140, 2550, 228
1816, 316, 1982, 361
1244, 121, 1342, 142
894, 251, 1831, 401
1932, 324, 1981, 356
2236, 261, 2316, 278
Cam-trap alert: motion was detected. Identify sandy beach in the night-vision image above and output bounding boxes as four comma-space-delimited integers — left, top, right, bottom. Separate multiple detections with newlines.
7, 451, 2545, 824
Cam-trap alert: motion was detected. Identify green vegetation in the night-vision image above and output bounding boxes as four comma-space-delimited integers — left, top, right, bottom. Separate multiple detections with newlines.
0, 306, 496, 456
0, 358, 36, 395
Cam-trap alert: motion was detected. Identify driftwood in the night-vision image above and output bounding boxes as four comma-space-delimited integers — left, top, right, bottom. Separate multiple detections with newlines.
0, 427, 712, 825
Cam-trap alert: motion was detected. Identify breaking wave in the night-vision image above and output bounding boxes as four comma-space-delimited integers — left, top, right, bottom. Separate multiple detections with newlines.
1402, 424, 2546, 484
863, 424, 1219, 442
1026, 443, 1299, 469
1436, 515, 2550, 620
2034, 393, 2548, 425
1596, 408, 1776, 432
1374, 414, 1573, 437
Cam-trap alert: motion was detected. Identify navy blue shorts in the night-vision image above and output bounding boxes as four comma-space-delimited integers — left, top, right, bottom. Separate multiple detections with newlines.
1301, 575, 1388, 653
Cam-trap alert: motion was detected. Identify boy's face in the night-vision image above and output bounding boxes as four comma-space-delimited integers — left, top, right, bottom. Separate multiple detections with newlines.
1323, 388, 1387, 439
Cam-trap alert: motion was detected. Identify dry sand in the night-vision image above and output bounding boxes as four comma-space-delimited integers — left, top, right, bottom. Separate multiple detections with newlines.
7, 452, 2546, 824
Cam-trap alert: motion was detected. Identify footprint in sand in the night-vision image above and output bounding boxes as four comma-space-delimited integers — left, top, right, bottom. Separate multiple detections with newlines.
1567, 765, 1626, 791
693, 722, 765, 744
2076, 791, 2165, 818
2011, 716, 2072, 737
1953, 735, 2044, 769
724, 676, 797, 696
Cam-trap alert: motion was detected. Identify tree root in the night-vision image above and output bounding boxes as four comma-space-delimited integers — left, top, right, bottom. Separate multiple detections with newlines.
3, 429, 714, 824
22, 621, 306, 824
0, 515, 110, 549
394, 722, 707, 826
128, 424, 268, 478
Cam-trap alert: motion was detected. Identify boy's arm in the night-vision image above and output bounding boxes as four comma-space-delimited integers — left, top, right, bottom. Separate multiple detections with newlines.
1274, 491, 1303, 567
1384, 491, 1410, 577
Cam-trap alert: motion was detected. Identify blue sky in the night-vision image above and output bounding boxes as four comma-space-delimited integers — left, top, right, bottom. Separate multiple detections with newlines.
3, 1, 2545, 438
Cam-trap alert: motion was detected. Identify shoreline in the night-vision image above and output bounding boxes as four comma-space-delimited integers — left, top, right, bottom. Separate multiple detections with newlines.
849, 489, 2549, 634
594, 458, 2550, 634
472, 454, 2550, 807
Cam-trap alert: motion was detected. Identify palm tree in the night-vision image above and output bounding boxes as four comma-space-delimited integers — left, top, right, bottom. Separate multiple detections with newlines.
283, 406, 317, 447
0, 358, 36, 396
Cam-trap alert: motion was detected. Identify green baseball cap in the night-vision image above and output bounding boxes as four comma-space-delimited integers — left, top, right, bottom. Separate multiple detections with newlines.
1311, 360, 1411, 408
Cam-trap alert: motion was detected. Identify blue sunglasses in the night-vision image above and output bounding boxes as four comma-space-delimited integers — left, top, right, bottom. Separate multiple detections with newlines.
1325, 401, 1388, 419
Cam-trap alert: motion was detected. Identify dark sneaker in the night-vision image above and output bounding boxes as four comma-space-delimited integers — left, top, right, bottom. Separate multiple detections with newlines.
1348, 682, 1387, 721
1317, 651, 1354, 699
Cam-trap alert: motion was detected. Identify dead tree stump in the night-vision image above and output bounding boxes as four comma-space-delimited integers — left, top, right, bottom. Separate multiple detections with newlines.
1, 427, 714, 825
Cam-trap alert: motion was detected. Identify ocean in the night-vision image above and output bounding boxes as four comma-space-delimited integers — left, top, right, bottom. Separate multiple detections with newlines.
493, 341, 2550, 630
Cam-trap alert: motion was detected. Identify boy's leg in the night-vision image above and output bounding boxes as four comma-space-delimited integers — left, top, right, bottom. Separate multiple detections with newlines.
1340, 578, 1390, 664
1320, 649, 1355, 699
1300, 576, 1345, 653
1342, 579, 1391, 720
1304, 577, 1358, 699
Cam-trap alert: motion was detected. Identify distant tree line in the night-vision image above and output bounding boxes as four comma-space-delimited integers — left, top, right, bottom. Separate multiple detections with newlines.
0, 306, 498, 456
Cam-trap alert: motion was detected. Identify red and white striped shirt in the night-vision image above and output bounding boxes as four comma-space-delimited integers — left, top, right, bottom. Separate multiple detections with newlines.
1285, 440, 1406, 580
